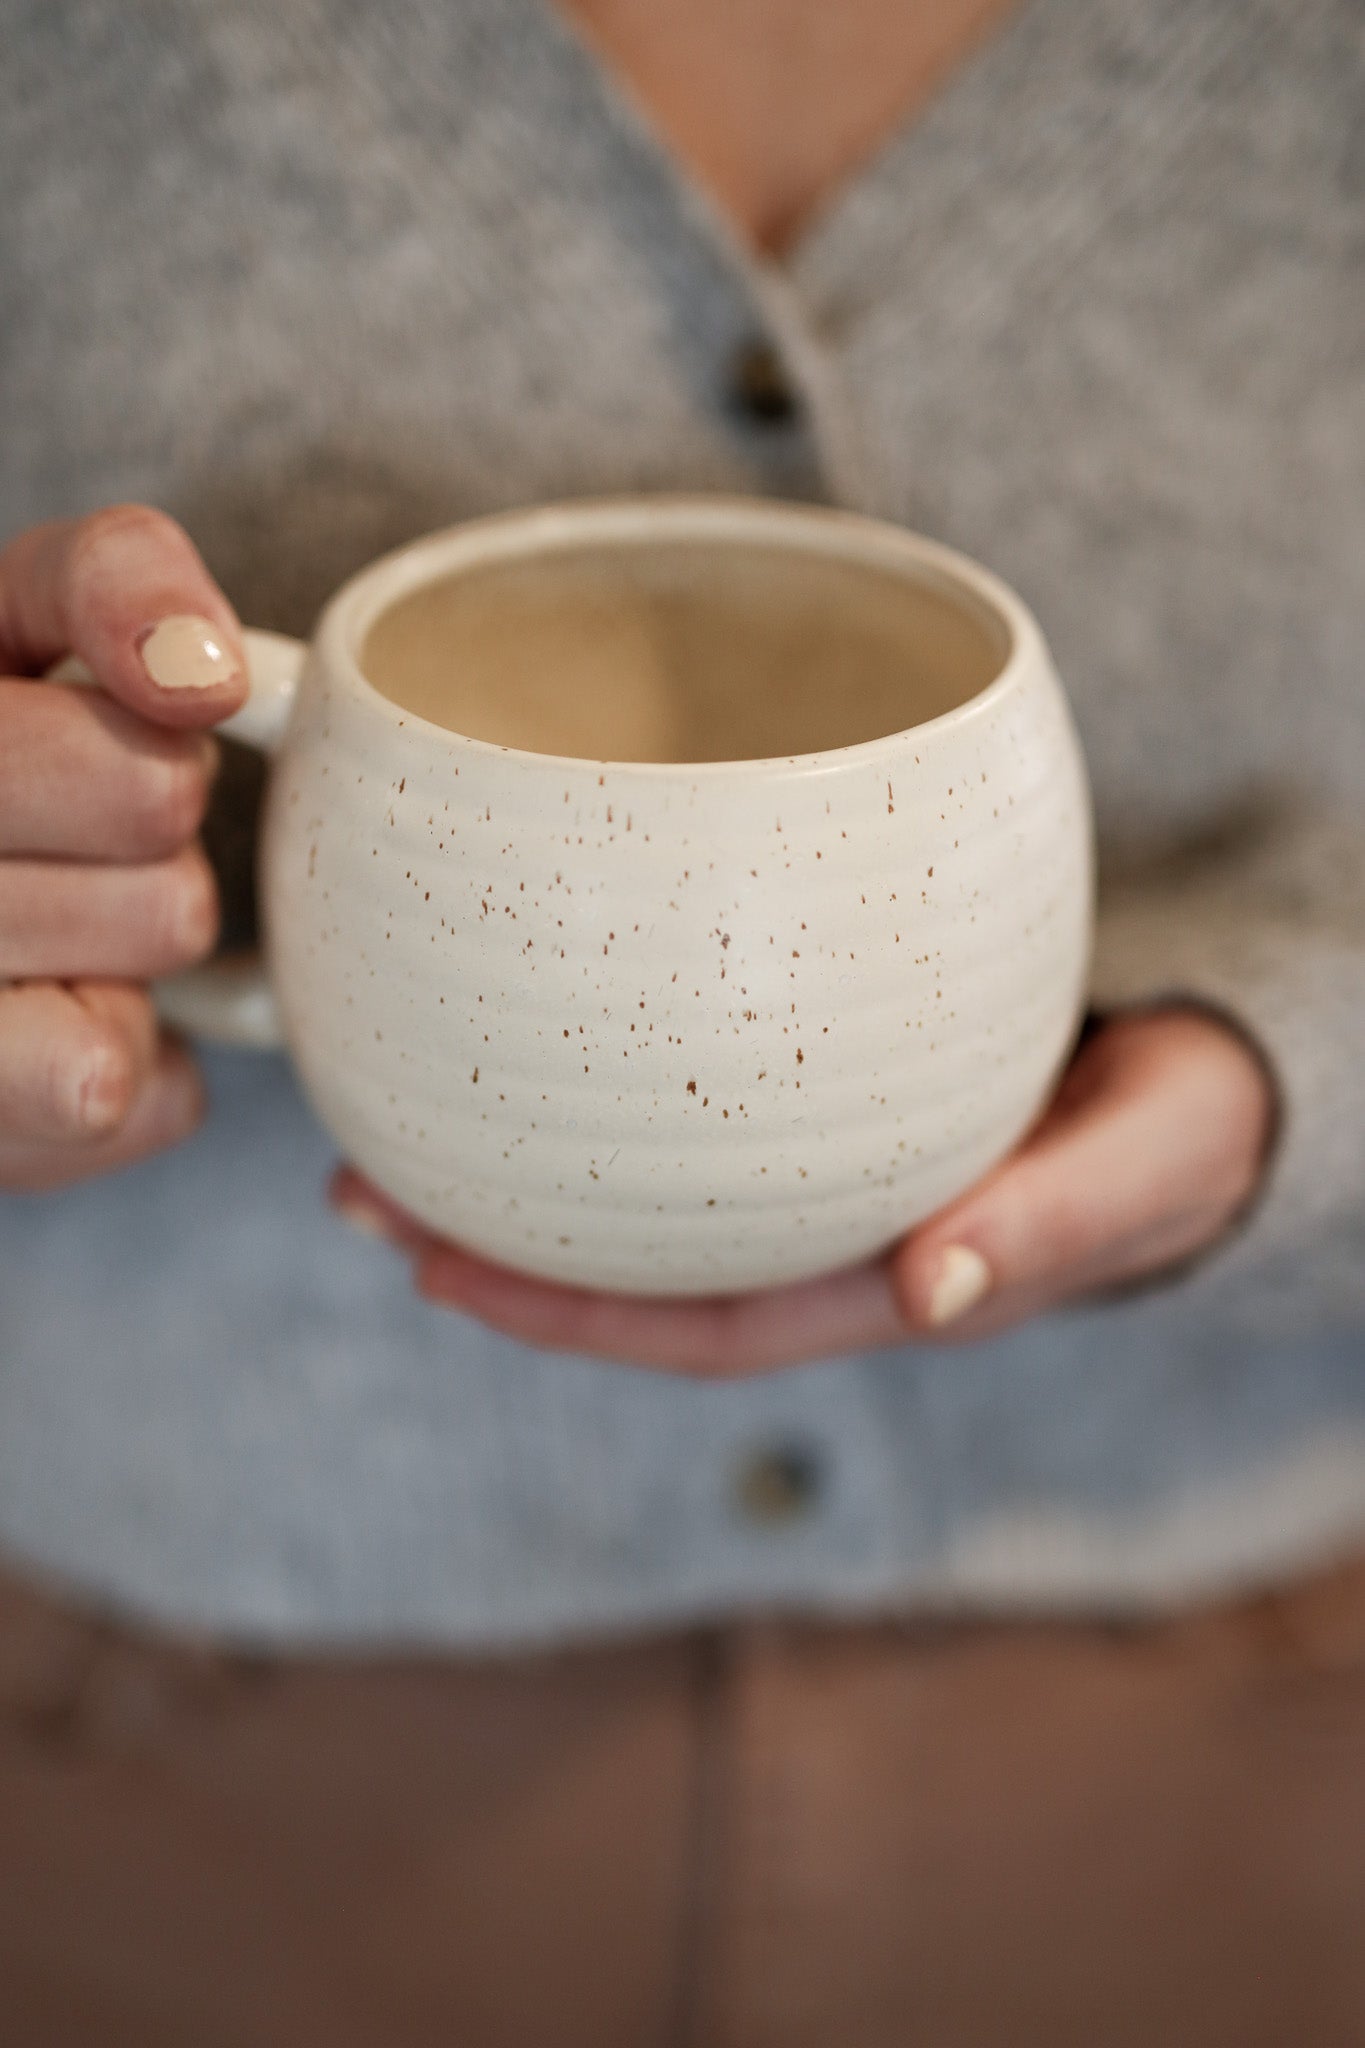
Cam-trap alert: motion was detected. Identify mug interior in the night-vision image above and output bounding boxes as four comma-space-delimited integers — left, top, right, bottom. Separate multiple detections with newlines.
356, 513, 1013, 767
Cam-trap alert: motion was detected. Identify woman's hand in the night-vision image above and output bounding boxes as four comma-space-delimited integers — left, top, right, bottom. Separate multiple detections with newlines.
331, 1005, 1278, 1375
0, 506, 248, 1190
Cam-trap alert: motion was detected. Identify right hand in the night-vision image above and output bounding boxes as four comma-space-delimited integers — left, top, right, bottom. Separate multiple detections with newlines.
0, 505, 249, 1190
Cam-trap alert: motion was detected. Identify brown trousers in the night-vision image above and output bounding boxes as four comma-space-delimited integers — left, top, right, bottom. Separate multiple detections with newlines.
2, 1551, 1364, 2047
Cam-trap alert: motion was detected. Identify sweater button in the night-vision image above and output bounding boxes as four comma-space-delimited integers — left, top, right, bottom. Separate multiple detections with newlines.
734, 1443, 825, 1524
727, 337, 802, 428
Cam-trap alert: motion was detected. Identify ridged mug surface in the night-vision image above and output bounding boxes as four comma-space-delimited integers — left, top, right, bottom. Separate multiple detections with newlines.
261, 500, 1094, 1295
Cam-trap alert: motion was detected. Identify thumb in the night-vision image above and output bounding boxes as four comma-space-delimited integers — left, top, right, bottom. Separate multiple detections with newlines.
890, 1010, 1271, 1339
0, 504, 248, 730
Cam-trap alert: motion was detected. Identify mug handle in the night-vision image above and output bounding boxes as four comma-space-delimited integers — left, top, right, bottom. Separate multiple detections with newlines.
45, 627, 306, 1051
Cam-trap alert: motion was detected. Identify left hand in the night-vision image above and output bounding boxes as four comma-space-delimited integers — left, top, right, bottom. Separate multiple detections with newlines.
330, 1006, 1277, 1377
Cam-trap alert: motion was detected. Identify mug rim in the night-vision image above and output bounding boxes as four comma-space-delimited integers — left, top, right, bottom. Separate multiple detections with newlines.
315, 494, 1048, 780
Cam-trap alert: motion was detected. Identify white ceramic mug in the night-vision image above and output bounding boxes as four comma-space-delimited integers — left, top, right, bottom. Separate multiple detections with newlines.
65, 497, 1095, 1296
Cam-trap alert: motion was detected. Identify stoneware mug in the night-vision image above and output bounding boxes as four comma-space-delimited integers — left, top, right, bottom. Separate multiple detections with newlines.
61, 497, 1095, 1296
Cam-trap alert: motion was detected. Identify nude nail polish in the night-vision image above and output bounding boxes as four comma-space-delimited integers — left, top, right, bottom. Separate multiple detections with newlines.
928, 1244, 992, 1326
335, 1194, 401, 1244
137, 615, 239, 692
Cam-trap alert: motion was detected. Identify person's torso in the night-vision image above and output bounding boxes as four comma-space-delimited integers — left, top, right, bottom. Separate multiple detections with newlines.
1, 0, 1362, 1643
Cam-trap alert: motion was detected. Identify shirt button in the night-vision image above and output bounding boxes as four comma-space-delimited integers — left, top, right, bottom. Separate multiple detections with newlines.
734, 1443, 825, 1525
727, 337, 803, 428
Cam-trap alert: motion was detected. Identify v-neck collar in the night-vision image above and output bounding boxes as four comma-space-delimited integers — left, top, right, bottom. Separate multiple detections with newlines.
534, 0, 1041, 286
474, 0, 1057, 505
287, 0, 1244, 509
517, 0, 1245, 317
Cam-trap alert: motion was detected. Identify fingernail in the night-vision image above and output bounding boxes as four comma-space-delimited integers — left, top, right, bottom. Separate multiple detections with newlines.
71, 1044, 131, 1136
928, 1244, 992, 1326
137, 615, 240, 693
335, 1193, 401, 1245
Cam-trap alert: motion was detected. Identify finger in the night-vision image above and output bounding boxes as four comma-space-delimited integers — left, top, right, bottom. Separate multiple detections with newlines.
0, 980, 158, 1142
329, 1165, 909, 1377
0, 1035, 206, 1191
0, 505, 247, 729
891, 1012, 1268, 1337
0, 843, 219, 980
420, 1240, 910, 1377
0, 680, 219, 858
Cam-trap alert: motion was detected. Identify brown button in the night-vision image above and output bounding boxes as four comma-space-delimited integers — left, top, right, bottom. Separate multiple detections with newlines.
728, 338, 802, 427
734, 1444, 824, 1525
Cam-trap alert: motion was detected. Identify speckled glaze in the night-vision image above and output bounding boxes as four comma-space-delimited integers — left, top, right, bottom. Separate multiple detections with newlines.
181, 499, 1095, 1296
